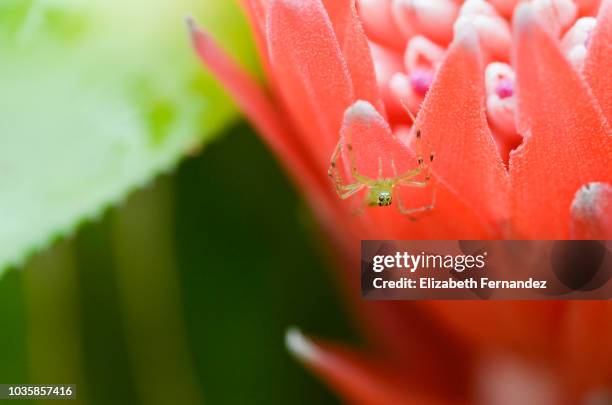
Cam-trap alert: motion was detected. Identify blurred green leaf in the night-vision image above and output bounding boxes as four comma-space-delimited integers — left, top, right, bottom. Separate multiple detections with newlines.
0, 123, 354, 404
0, 0, 257, 274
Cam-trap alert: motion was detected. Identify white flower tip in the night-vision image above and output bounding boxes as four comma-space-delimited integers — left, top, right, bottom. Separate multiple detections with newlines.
514, 3, 538, 32
562, 17, 597, 69
570, 182, 612, 239
389, 72, 410, 92
485, 62, 515, 93
453, 19, 480, 51
567, 46, 588, 70
575, 16, 597, 30
285, 327, 319, 362
346, 100, 379, 120
453, 15, 470, 37
571, 182, 608, 215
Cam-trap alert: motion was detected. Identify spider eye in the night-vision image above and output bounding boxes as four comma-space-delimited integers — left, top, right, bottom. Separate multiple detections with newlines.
377, 192, 392, 206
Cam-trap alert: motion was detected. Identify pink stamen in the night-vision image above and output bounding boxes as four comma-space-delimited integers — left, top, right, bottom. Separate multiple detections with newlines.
410, 69, 434, 96
495, 77, 514, 99
485, 62, 518, 150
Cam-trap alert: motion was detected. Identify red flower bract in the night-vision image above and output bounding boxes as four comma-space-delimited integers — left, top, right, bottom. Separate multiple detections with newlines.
190, 0, 612, 403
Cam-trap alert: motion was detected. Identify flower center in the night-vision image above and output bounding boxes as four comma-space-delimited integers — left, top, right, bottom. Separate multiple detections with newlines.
495, 77, 514, 99
410, 68, 434, 97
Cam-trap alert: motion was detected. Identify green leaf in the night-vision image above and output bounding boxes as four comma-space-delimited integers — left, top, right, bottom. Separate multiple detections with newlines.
0, 0, 257, 274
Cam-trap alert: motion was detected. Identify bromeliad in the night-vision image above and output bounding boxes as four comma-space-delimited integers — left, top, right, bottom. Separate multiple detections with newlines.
189, 0, 612, 403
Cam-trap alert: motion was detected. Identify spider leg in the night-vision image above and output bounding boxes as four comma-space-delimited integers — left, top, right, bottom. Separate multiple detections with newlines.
328, 139, 345, 186
338, 183, 365, 199
378, 156, 383, 180
418, 125, 436, 180
394, 185, 437, 219
345, 139, 375, 185
399, 101, 421, 148
399, 101, 435, 181
328, 140, 363, 196
391, 159, 422, 183
391, 158, 436, 217
392, 131, 434, 182
400, 180, 428, 188
413, 123, 435, 180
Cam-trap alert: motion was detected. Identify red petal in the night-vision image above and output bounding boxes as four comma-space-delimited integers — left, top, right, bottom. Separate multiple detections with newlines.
574, 0, 603, 16
584, 0, 612, 123
570, 182, 612, 239
326, 247, 474, 399
509, 4, 612, 239
356, 301, 474, 400
322, 0, 386, 115
560, 302, 612, 392
239, 0, 267, 56
188, 19, 341, 229
417, 27, 510, 232
488, 0, 521, 18
266, 0, 355, 170
333, 101, 499, 239
286, 329, 460, 405
337, 101, 409, 179
239, 0, 271, 71
369, 186, 500, 239
427, 302, 567, 359
188, 19, 295, 169
334, 31, 506, 240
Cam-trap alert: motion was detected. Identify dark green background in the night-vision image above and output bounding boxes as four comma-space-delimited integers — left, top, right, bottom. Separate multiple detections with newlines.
0, 122, 357, 404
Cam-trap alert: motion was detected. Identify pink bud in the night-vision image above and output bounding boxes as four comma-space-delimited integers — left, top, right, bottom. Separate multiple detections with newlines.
485, 63, 515, 97
410, 69, 435, 96
485, 62, 518, 141
496, 78, 514, 99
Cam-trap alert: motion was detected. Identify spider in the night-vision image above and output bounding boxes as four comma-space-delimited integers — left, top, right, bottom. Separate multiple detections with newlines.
327, 107, 436, 217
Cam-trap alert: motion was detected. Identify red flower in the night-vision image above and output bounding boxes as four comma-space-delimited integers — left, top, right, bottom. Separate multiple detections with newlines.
189, 0, 612, 403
